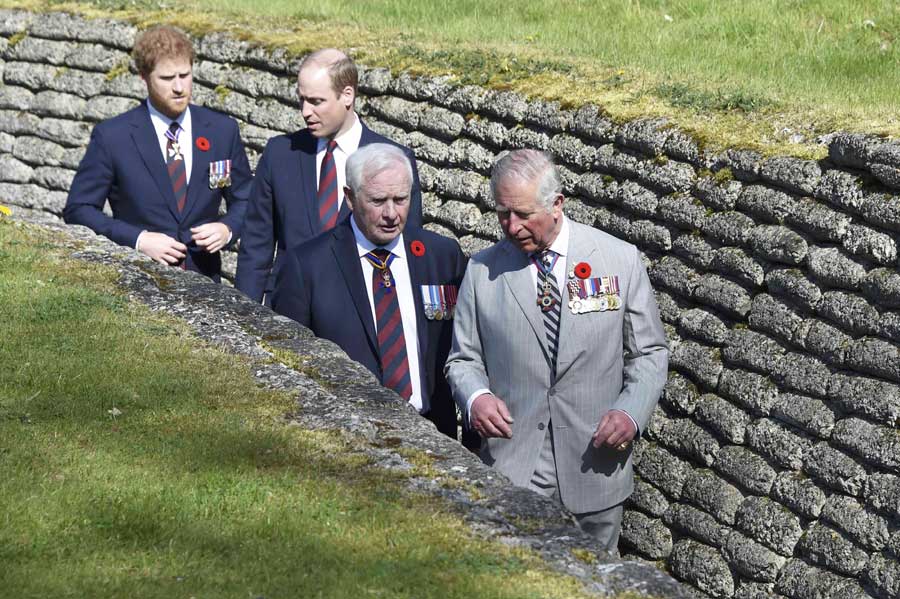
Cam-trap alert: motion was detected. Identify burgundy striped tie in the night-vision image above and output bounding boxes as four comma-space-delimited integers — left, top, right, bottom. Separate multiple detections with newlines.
317, 139, 339, 231
368, 249, 412, 400
165, 121, 188, 214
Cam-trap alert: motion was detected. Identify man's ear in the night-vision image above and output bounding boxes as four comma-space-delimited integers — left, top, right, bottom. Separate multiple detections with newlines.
552, 193, 565, 218
343, 186, 355, 212
340, 85, 355, 110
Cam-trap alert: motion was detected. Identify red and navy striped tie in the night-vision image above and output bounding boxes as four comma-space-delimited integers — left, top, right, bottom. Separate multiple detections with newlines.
317, 139, 339, 231
165, 121, 187, 214
368, 249, 412, 400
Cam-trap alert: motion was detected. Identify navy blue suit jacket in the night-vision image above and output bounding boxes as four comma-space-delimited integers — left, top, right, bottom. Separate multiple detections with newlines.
270, 220, 465, 439
64, 102, 252, 280
235, 123, 423, 303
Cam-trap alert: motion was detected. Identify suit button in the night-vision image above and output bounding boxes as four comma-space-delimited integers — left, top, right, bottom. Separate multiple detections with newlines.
538, 423, 545, 431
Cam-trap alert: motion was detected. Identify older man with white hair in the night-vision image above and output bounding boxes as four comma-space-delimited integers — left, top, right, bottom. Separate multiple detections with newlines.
446, 149, 669, 551
272, 143, 465, 440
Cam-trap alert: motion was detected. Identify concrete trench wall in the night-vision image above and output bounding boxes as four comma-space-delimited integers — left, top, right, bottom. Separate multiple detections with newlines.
1, 10, 899, 599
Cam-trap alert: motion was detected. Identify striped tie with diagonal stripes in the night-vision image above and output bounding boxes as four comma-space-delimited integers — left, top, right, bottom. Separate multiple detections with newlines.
535, 250, 561, 381
317, 139, 339, 231
368, 248, 413, 400
165, 121, 188, 214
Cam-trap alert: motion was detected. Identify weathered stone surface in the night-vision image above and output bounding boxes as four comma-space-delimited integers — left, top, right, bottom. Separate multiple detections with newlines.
30, 90, 85, 119
722, 149, 761, 181
734, 582, 784, 599
746, 418, 812, 470
771, 352, 832, 398
658, 192, 707, 231
747, 225, 808, 265
713, 445, 776, 495
620, 510, 673, 560
765, 268, 823, 312
735, 496, 802, 556
0, 153, 33, 182
722, 328, 786, 375
802, 318, 851, 366
862, 268, 900, 309
820, 494, 890, 551
0, 182, 67, 213
807, 246, 867, 291
846, 337, 900, 383
703, 210, 755, 246
28, 12, 135, 49
0, 84, 34, 111
748, 293, 804, 347
681, 469, 744, 525
842, 223, 897, 266
695, 393, 750, 444
462, 115, 508, 148
858, 191, 900, 233
771, 471, 827, 520
662, 503, 726, 548
649, 255, 701, 299
864, 553, 900, 599
798, 522, 870, 577
803, 442, 867, 496
759, 156, 822, 196
653, 415, 721, 467
84, 95, 139, 121
710, 246, 765, 289
865, 473, 900, 520
628, 478, 670, 518
670, 341, 723, 391
832, 417, 900, 474
786, 196, 853, 242
32, 166, 74, 191
479, 90, 528, 123
718, 368, 779, 417
13, 135, 65, 167
817, 290, 880, 336
775, 558, 862, 599
669, 539, 734, 598
672, 232, 715, 269
736, 184, 798, 224
722, 529, 786, 582
661, 372, 701, 416
635, 442, 690, 500
616, 179, 659, 218
694, 176, 741, 211
678, 308, 730, 347
628, 219, 673, 252
771, 393, 836, 438
693, 274, 752, 319
570, 104, 616, 143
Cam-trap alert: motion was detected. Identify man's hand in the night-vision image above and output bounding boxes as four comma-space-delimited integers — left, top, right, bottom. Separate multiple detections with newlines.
191, 222, 231, 253
138, 232, 187, 265
591, 409, 636, 449
470, 393, 514, 439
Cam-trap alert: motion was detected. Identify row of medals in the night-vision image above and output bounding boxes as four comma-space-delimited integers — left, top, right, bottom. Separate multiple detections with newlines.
168, 142, 231, 189
381, 269, 452, 320
536, 274, 621, 314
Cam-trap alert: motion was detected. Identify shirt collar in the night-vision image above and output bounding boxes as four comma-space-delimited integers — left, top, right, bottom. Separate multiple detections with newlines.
351, 217, 406, 261
317, 112, 362, 155
537, 215, 569, 259
147, 100, 191, 136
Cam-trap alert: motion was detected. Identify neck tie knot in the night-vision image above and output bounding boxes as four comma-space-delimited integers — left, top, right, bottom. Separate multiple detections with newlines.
326, 139, 338, 152
371, 248, 390, 261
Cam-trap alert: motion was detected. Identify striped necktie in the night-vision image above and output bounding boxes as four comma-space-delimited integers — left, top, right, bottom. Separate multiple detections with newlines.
367, 248, 412, 400
165, 121, 188, 214
317, 139, 339, 231
534, 249, 561, 381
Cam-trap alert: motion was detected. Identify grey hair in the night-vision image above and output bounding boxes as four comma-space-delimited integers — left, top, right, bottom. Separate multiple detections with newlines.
346, 143, 413, 195
490, 149, 562, 211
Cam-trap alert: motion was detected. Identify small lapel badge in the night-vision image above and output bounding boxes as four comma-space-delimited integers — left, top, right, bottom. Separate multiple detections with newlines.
208, 159, 232, 189
421, 284, 458, 320
566, 273, 621, 314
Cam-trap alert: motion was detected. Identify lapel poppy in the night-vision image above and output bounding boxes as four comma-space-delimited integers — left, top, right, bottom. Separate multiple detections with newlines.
410, 240, 425, 257
574, 262, 591, 279
195, 136, 210, 152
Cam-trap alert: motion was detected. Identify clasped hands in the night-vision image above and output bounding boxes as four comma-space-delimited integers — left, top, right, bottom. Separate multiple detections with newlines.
138, 222, 230, 265
469, 393, 636, 449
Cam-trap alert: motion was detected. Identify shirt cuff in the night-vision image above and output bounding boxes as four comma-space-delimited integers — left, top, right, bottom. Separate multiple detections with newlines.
465, 388, 492, 426
611, 408, 639, 436
135, 230, 147, 252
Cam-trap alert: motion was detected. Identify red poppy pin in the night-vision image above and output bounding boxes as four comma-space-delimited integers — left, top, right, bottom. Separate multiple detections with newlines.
195, 136, 210, 152
410, 240, 425, 257
574, 262, 591, 279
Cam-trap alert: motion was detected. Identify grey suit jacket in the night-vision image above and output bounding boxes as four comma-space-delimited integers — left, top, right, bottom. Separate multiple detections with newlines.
445, 219, 669, 513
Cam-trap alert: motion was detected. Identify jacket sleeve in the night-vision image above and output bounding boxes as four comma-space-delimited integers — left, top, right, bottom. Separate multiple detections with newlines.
235, 144, 276, 303
444, 261, 491, 413
270, 245, 312, 327
63, 125, 143, 249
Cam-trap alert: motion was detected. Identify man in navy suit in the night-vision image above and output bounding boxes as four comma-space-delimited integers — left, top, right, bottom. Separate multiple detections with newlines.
235, 48, 423, 304
64, 26, 251, 281
271, 144, 460, 439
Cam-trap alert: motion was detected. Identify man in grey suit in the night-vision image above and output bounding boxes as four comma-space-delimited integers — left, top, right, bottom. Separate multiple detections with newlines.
445, 149, 668, 552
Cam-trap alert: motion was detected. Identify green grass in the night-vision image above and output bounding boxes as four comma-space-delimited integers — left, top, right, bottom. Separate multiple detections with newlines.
0, 218, 599, 599
20, 0, 899, 156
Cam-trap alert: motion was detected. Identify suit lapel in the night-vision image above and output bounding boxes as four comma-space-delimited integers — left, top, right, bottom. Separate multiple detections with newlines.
130, 105, 179, 220
404, 233, 430, 398
501, 244, 550, 361
181, 106, 207, 221
332, 222, 379, 352
301, 134, 320, 234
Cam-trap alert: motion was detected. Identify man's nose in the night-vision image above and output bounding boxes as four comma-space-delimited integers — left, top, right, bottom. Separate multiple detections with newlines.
383, 201, 397, 220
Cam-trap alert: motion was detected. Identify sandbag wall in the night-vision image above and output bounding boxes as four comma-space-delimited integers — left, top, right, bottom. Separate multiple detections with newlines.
1, 10, 899, 599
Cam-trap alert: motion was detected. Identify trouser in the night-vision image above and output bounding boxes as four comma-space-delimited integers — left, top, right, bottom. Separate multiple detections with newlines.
527, 421, 624, 554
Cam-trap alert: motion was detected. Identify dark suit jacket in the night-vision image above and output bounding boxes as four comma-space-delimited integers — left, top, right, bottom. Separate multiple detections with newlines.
63, 102, 252, 280
270, 220, 465, 439
235, 122, 423, 303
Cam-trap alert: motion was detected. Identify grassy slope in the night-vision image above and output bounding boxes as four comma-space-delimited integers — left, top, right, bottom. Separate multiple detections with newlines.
0, 218, 601, 599
14, 0, 900, 158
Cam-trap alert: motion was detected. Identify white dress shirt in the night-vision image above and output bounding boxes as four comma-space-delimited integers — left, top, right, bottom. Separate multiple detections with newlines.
351, 218, 425, 413
316, 113, 363, 210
